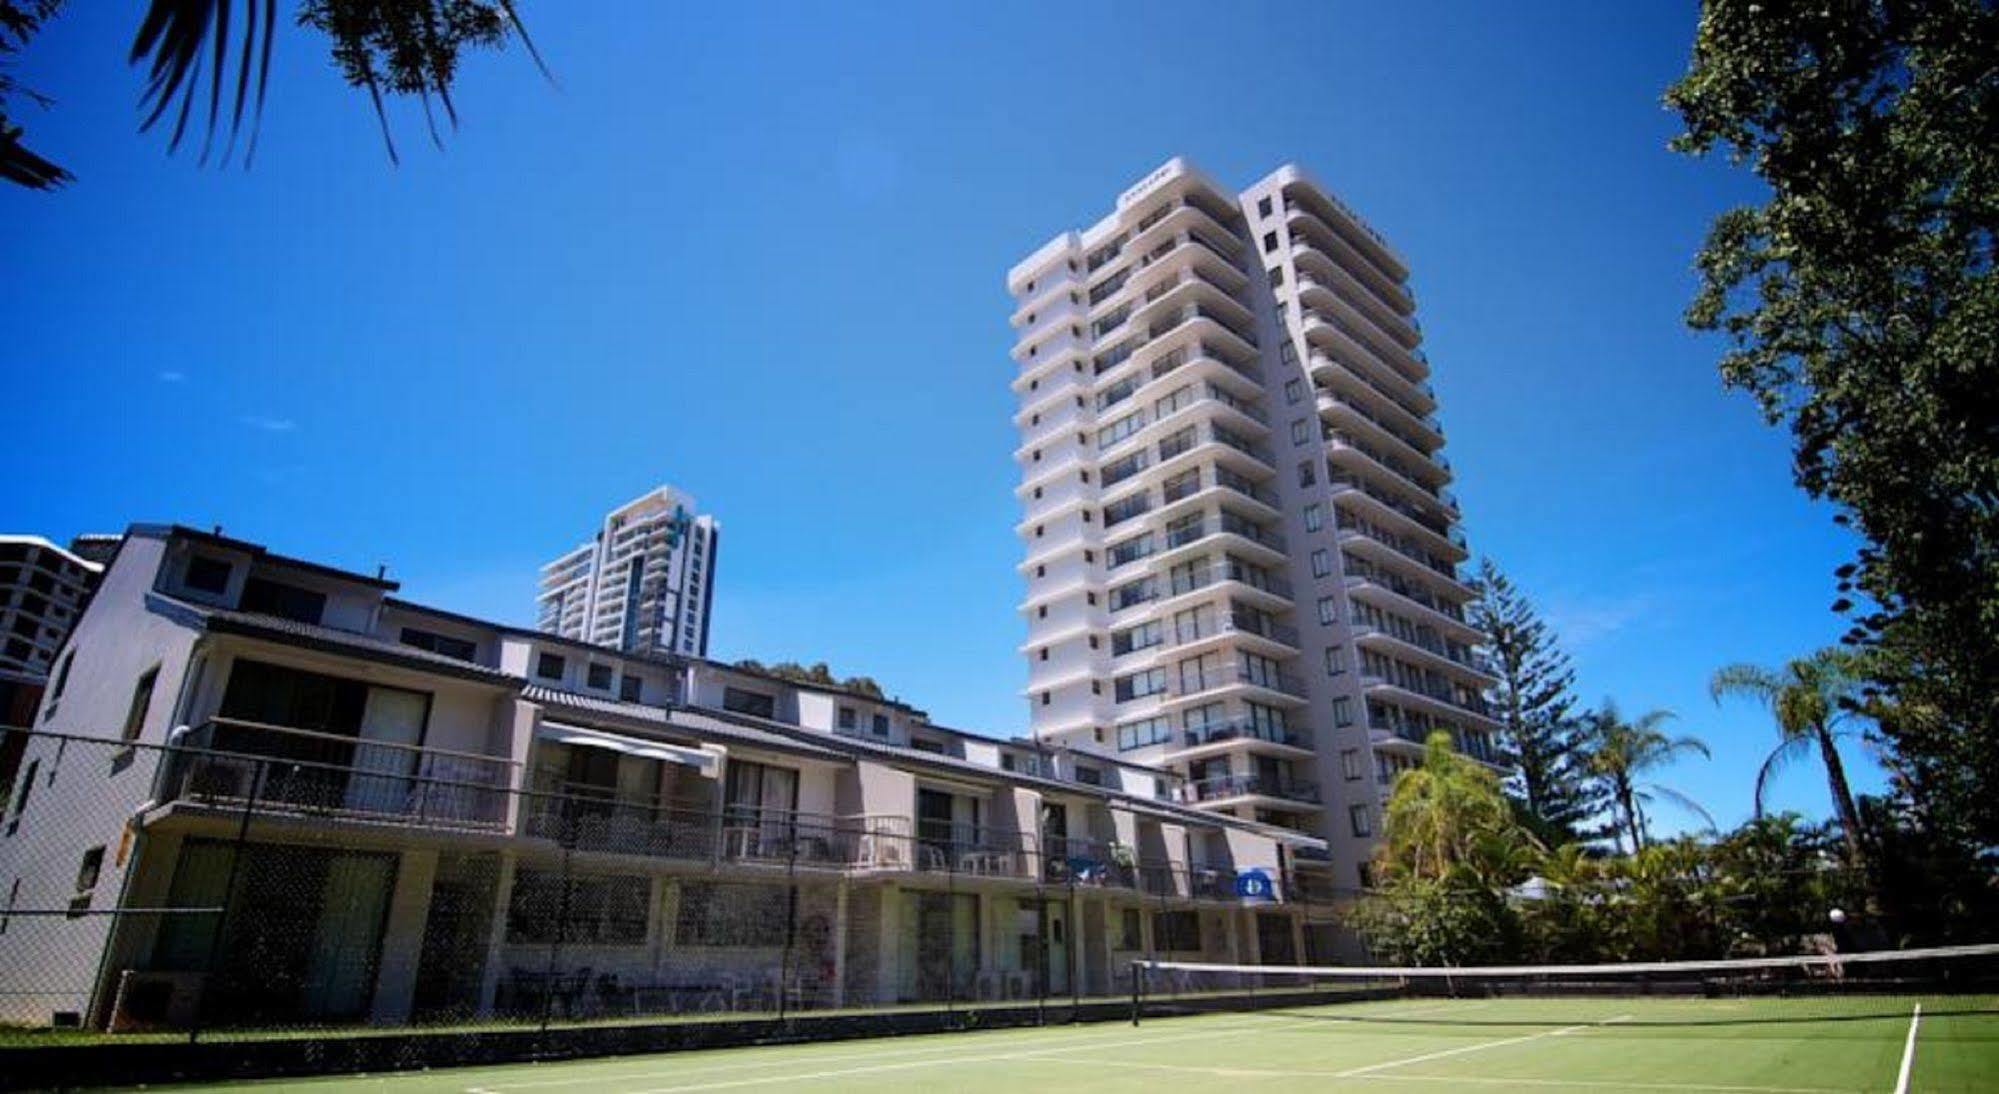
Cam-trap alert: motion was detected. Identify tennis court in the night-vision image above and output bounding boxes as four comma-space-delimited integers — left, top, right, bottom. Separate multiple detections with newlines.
134, 992, 1997, 1093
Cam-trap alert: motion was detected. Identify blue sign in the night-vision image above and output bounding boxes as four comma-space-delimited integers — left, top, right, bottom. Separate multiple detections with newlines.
1235, 869, 1274, 900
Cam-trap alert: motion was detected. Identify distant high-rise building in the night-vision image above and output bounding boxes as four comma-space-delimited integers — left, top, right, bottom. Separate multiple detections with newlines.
536, 487, 719, 657
1008, 158, 1499, 892
0, 535, 103, 678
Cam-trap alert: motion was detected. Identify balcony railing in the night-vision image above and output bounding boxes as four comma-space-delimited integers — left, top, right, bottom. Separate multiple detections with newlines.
160, 718, 515, 832
1180, 774, 1321, 805
1178, 717, 1310, 751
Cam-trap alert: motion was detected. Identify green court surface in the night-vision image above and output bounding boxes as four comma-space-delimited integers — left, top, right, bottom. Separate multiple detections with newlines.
140, 995, 1998, 1093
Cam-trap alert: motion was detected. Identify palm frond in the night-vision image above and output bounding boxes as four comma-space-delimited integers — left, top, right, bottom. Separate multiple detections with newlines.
130, 0, 276, 166
1751, 734, 1815, 817
1709, 663, 1784, 707
1643, 783, 1718, 833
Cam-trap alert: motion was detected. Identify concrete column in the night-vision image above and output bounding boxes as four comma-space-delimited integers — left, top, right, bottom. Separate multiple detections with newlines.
875, 883, 900, 1004
476, 852, 518, 1015
369, 848, 439, 1024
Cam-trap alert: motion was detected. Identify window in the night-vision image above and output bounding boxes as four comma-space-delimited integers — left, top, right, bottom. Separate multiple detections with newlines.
7, 760, 37, 835
1268, 265, 1285, 287
1291, 418, 1310, 446
722, 687, 776, 719
535, 652, 566, 681
68, 846, 105, 919
1349, 804, 1373, 837
239, 577, 326, 624
1303, 504, 1324, 532
1324, 646, 1347, 676
1340, 748, 1362, 781
120, 666, 159, 743
872, 713, 889, 735
1311, 549, 1332, 578
1153, 909, 1201, 952
185, 555, 232, 594
619, 675, 643, 702
1120, 908, 1143, 950
837, 706, 857, 730
1257, 196, 1273, 218
1262, 231, 1278, 253
1332, 696, 1354, 727
1116, 716, 1172, 752
506, 870, 650, 945
587, 663, 614, 690
401, 628, 476, 662
1285, 378, 1303, 405
1113, 668, 1167, 703
1111, 620, 1162, 656
43, 650, 73, 721
676, 881, 789, 947
1318, 597, 1337, 625
1073, 766, 1102, 786
1298, 459, 1317, 487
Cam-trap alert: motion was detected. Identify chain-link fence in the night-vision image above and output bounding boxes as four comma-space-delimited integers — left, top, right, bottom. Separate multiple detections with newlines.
0, 726, 1362, 1048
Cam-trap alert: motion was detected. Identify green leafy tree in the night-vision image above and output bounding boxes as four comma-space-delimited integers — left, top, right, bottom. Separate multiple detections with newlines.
1584, 702, 1713, 853
1347, 733, 1539, 965
1467, 558, 1604, 845
735, 658, 888, 700
1666, 0, 1999, 847
5, 0, 544, 190
1709, 648, 1871, 866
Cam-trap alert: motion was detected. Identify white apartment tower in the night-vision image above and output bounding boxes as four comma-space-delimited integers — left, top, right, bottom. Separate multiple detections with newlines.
536, 486, 719, 658
1010, 159, 1499, 887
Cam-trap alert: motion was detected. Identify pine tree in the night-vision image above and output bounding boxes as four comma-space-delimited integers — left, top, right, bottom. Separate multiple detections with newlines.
1468, 558, 1605, 845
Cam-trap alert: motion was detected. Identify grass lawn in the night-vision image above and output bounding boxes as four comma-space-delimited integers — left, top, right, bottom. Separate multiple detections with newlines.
116, 994, 1998, 1093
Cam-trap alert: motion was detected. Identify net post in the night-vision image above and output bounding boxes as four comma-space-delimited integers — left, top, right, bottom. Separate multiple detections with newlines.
1130, 960, 1143, 1025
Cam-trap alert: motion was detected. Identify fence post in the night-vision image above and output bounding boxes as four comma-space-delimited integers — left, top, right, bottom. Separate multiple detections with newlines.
189, 754, 263, 1044
540, 839, 573, 1035
778, 834, 797, 1024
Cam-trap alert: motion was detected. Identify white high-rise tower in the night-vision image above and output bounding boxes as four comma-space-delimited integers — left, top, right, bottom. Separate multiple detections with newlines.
1009, 159, 1499, 907
536, 486, 719, 658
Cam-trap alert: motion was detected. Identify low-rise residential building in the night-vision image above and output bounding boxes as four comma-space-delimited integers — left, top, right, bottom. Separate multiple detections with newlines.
0, 524, 1322, 1032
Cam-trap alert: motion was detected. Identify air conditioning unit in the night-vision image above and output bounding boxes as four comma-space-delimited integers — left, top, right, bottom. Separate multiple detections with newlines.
108, 970, 205, 1032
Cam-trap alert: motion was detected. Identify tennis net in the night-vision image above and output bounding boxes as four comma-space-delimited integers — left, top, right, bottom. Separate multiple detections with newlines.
1129, 943, 1999, 1026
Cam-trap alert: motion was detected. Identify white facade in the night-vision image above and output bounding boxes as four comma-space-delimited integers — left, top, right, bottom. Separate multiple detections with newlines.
536, 486, 719, 659
0, 535, 102, 678
1010, 159, 1500, 890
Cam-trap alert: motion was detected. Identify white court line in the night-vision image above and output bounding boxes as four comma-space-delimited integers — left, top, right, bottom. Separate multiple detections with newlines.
1360, 1073, 1850, 1094
467, 999, 1477, 1092
1334, 1013, 1633, 1079
559, 1020, 1297, 1094
1892, 1003, 1922, 1094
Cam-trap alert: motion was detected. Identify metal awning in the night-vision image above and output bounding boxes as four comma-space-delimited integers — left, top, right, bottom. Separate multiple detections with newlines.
536, 721, 720, 775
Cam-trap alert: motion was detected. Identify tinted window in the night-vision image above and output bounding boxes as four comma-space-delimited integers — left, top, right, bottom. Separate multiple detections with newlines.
535, 652, 566, 681
239, 577, 326, 624
185, 555, 232, 594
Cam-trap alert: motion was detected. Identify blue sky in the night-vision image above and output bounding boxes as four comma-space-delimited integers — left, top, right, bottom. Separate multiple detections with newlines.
2, 2, 1875, 833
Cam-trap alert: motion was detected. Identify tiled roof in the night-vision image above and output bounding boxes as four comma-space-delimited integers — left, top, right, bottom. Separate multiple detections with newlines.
150, 593, 523, 686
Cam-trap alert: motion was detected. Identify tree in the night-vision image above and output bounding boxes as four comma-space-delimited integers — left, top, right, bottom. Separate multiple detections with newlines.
1584, 702, 1713, 853
1347, 732, 1540, 965
1467, 558, 1604, 845
1709, 647, 1870, 866
1666, 1, 1999, 848
4, 0, 545, 190
734, 659, 888, 701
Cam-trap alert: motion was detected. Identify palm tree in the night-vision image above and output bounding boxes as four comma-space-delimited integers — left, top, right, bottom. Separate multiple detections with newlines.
1585, 701, 1713, 853
1709, 647, 1869, 866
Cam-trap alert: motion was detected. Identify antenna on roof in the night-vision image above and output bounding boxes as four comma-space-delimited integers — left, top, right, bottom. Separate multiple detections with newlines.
377, 564, 388, 580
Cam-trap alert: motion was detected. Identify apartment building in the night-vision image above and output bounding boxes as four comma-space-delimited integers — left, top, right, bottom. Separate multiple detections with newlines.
536, 486, 719, 658
1010, 158, 1499, 899
0, 536, 103, 680
0, 524, 1319, 1032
